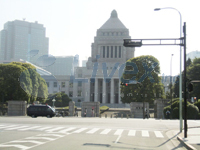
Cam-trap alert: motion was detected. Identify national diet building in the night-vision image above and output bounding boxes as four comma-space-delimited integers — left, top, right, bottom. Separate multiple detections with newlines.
70, 10, 135, 107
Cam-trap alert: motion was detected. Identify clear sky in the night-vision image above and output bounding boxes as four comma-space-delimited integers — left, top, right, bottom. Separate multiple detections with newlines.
0, 0, 199, 76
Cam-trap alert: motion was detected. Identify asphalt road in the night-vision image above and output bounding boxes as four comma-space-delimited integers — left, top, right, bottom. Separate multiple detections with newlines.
0, 116, 197, 150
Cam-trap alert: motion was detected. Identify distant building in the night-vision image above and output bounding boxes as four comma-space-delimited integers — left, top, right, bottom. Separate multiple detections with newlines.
161, 74, 177, 94
82, 60, 87, 67
0, 20, 49, 64
187, 50, 200, 60
44, 56, 74, 76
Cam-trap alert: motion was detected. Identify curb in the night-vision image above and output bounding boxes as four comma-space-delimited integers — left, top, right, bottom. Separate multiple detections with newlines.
177, 136, 197, 150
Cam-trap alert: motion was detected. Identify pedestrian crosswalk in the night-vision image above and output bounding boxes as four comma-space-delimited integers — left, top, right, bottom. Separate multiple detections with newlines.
0, 124, 165, 138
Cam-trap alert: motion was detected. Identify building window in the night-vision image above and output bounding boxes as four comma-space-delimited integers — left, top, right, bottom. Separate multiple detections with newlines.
103, 46, 105, 58
62, 82, 65, 88
119, 46, 121, 58
54, 82, 57, 87
69, 82, 73, 88
107, 46, 109, 58
115, 46, 117, 58
78, 81, 82, 87
78, 91, 82, 96
111, 46, 113, 58
69, 91, 73, 97
46, 82, 49, 87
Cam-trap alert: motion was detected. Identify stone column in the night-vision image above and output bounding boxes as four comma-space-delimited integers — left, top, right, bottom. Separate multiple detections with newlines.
103, 78, 106, 103
84, 78, 90, 102
110, 78, 114, 104
94, 78, 98, 102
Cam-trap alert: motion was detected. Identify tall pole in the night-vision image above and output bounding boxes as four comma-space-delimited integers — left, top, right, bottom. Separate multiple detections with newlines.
154, 7, 183, 132
170, 54, 174, 118
183, 22, 187, 138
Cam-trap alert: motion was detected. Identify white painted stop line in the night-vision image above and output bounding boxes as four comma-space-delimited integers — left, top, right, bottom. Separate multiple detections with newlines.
73, 128, 88, 133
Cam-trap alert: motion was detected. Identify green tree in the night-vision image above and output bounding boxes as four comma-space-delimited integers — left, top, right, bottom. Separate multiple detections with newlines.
0, 62, 48, 103
121, 55, 164, 104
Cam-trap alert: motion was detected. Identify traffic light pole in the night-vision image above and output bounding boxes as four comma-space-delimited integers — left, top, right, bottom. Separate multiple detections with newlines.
183, 22, 187, 138
123, 22, 187, 138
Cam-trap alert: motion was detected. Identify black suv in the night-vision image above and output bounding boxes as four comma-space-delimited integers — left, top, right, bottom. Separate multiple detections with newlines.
27, 104, 55, 118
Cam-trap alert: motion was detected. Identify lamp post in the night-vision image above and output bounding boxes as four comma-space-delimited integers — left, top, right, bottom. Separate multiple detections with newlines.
154, 7, 183, 132
170, 54, 174, 118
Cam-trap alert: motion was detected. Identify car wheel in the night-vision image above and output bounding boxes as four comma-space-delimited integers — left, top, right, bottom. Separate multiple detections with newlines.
32, 115, 35, 118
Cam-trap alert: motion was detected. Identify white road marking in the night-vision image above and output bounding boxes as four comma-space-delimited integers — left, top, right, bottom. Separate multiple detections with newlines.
114, 129, 124, 135
128, 130, 136, 136
58, 127, 76, 133
11, 140, 44, 144
154, 131, 164, 138
0, 144, 30, 149
5, 126, 28, 130
19, 126, 41, 131
36, 127, 52, 131
142, 130, 149, 137
100, 129, 111, 135
115, 135, 121, 144
25, 136, 55, 141
37, 134, 64, 137
0, 125, 18, 129
45, 127, 65, 132
86, 128, 100, 134
73, 128, 88, 133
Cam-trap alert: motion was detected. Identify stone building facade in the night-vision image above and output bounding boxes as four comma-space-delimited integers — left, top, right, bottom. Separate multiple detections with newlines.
70, 10, 135, 107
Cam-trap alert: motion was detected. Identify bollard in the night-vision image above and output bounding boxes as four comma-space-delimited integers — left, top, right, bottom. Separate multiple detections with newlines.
99, 114, 101, 118
105, 114, 107, 118
116, 114, 118, 119
121, 114, 123, 119
127, 114, 129, 119
111, 114, 112, 118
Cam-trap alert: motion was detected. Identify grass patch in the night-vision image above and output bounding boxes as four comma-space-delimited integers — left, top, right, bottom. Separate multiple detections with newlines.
56, 106, 77, 109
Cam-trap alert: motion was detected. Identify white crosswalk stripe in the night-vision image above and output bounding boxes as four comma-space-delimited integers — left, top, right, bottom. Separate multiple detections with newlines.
142, 130, 149, 137
46, 127, 65, 132
5, 126, 28, 130
11, 140, 44, 144
36, 126, 52, 131
0, 144, 30, 149
0, 125, 18, 129
154, 131, 164, 138
114, 129, 124, 135
128, 130, 136, 136
86, 128, 100, 134
73, 128, 88, 133
19, 126, 41, 131
58, 127, 76, 133
100, 129, 111, 135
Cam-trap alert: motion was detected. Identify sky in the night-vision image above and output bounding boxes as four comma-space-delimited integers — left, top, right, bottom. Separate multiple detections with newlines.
0, 0, 199, 76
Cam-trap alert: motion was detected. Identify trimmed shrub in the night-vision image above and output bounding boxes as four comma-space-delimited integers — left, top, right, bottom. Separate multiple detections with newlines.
186, 104, 199, 119
172, 107, 179, 119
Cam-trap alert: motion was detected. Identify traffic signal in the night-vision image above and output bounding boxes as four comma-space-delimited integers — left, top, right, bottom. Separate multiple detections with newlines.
120, 82, 128, 86
188, 83, 193, 92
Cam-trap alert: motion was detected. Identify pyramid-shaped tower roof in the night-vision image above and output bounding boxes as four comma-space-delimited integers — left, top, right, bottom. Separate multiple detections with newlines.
99, 10, 127, 29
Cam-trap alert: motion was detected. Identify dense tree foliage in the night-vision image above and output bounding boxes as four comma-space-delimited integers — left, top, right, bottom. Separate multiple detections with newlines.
173, 58, 200, 99
163, 98, 199, 119
0, 62, 48, 103
121, 55, 164, 104
46, 92, 72, 107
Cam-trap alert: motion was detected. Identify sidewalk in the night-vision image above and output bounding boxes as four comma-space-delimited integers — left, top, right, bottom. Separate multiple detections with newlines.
176, 127, 200, 150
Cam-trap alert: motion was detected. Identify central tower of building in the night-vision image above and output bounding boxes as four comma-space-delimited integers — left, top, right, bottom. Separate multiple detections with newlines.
73, 10, 135, 107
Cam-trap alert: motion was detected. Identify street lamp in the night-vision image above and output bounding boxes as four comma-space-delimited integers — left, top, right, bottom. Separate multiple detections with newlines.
170, 54, 174, 118
154, 7, 183, 132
